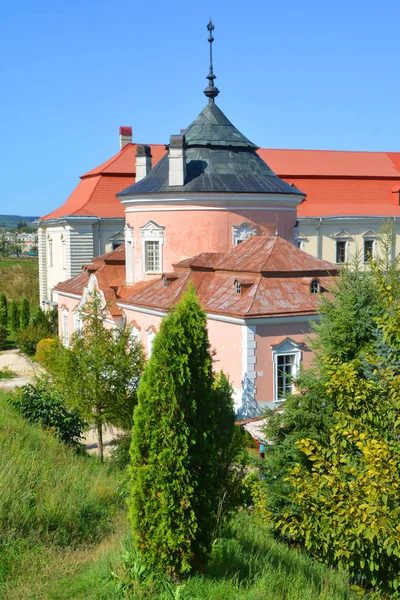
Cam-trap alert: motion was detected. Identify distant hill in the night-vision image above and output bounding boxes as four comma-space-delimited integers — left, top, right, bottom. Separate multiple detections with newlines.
0, 215, 39, 229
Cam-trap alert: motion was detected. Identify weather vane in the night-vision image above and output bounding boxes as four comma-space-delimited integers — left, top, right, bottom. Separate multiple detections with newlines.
204, 19, 220, 102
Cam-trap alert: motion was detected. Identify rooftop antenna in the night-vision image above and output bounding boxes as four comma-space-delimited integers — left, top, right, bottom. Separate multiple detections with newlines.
204, 19, 220, 103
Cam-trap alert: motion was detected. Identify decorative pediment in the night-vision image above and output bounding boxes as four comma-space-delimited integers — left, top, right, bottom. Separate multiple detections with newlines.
362, 229, 378, 239
270, 337, 303, 353
140, 221, 165, 240
333, 230, 352, 239
109, 230, 125, 241
74, 274, 106, 313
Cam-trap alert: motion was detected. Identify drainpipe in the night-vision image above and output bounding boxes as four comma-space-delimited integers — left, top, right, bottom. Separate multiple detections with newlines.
316, 217, 323, 259
393, 217, 397, 265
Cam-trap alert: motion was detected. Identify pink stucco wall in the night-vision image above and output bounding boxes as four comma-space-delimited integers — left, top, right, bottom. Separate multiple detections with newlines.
58, 294, 79, 341
206, 318, 242, 394
126, 205, 297, 280
254, 321, 315, 406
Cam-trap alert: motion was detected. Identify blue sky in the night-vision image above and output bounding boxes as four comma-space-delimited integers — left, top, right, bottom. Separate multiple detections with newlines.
1, 0, 399, 216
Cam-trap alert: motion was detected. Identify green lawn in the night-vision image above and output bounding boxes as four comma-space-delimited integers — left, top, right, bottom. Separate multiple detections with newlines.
0, 257, 39, 306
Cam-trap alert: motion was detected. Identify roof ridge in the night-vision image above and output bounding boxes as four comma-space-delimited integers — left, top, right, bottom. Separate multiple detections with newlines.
246, 277, 263, 316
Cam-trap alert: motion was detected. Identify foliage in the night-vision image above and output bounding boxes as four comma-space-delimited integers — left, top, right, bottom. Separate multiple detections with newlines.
0, 368, 16, 380
16, 307, 58, 355
273, 272, 400, 595
0, 313, 6, 351
9, 379, 86, 447
129, 286, 236, 578
20, 297, 30, 329
0, 293, 7, 328
50, 290, 145, 460
0, 391, 123, 550
35, 337, 56, 364
10, 301, 20, 332
261, 261, 384, 520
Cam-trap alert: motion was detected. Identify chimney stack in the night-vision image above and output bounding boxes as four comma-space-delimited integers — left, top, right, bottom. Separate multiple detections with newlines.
168, 134, 186, 187
135, 144, 152, 182
119, 126, 132, 149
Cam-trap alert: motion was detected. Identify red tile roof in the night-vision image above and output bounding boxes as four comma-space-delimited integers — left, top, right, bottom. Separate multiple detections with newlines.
122, 236, 339, 319
41, 142, 400, 223
40, 143, 167, 221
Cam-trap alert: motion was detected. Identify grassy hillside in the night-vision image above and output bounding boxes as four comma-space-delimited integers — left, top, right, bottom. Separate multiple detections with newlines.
0, 391, 360, 599
0, 391, 125, 599
0, 258, 39, 306
0, 215, 39, 229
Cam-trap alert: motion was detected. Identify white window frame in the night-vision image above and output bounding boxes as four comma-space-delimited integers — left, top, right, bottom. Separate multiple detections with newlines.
140, 221, 165, 274
232, 222, 257, 246
62, 308, 69, 346
147, 327, 156, 357
48, 237, 53, 267
271, 339, 302, 404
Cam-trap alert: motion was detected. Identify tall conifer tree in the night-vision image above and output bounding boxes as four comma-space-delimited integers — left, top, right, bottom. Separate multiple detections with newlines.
0, 294, 7, 328
20, 298, 30, 329
10, 301, 20, 332
129, 286, 235, 577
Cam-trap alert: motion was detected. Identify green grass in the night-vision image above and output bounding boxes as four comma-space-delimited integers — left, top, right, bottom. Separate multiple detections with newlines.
0, 390, 125, 598
0, 257, 38, 306
0, 367, 17, 380
0, 390, 363, 600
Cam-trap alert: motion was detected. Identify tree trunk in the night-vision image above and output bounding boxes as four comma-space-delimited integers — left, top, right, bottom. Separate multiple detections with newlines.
96, 421, 104, 462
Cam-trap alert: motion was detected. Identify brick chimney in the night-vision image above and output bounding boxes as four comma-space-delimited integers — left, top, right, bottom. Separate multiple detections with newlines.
135, 145, 152, 182
119, 126, 132, 149
168, 134, 186, 187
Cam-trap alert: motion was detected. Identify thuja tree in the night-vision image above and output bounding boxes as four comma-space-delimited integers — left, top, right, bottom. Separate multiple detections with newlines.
20, 298, 30, 329
10, 301, 20, 332
129, 286, 235, 577
0, 293, 7, 328
277, 275, 400, 595
50, 289, 145, 460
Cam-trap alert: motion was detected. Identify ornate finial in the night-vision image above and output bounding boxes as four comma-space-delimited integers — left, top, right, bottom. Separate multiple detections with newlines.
204, 19, 220, 103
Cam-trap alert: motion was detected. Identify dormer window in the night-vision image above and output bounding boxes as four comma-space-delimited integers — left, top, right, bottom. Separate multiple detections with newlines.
235, 280, 241, 294
163, 276, 168, 288
310, 279, 320, 294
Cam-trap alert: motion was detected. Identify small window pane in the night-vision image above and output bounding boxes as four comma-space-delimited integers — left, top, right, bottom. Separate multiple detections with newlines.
145, 241, 160, 272
277, 354, 295, 397
336, 241, 346, 263
310, 280, 320, 294
364, 240, 374, 263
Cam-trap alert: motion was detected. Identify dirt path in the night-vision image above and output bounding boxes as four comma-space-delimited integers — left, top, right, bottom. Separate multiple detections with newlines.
0, 348, 45, 390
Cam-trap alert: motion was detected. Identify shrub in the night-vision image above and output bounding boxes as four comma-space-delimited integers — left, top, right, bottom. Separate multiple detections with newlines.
0, 320, 6, 351
35, 337, 55, 364
16, 307, 58, 355
0, 294, 7, 328
9, 379, 86, 447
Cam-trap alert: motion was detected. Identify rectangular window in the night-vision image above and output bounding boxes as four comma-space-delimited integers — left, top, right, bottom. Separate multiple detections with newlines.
49, 240, 53, 267
63, 314, 69, 345
363, 239, 374, 263
145, 240, 160, 272
277, 354, 295, 398
336, 240, 346, 263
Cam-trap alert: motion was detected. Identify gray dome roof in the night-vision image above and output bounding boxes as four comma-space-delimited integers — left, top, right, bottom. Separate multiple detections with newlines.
118, 102, 304, 197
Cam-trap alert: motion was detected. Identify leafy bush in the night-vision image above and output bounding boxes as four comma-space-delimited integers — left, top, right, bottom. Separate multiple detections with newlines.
9, 379, 86, 447
35, 337, 55, 364
16, 307, 58, 355
0, 367, 16, 380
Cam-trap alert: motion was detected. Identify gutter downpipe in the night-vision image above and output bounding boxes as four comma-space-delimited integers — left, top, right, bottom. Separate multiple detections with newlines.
316, 217, 323, 259
393, 217, 397, 265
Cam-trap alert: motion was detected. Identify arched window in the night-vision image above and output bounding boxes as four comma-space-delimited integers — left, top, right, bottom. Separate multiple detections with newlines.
235, 280, 241, 294
310, 279, 320, 294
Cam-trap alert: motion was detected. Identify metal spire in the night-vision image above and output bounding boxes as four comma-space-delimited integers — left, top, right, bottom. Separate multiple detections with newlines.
204, 19, 220, 103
